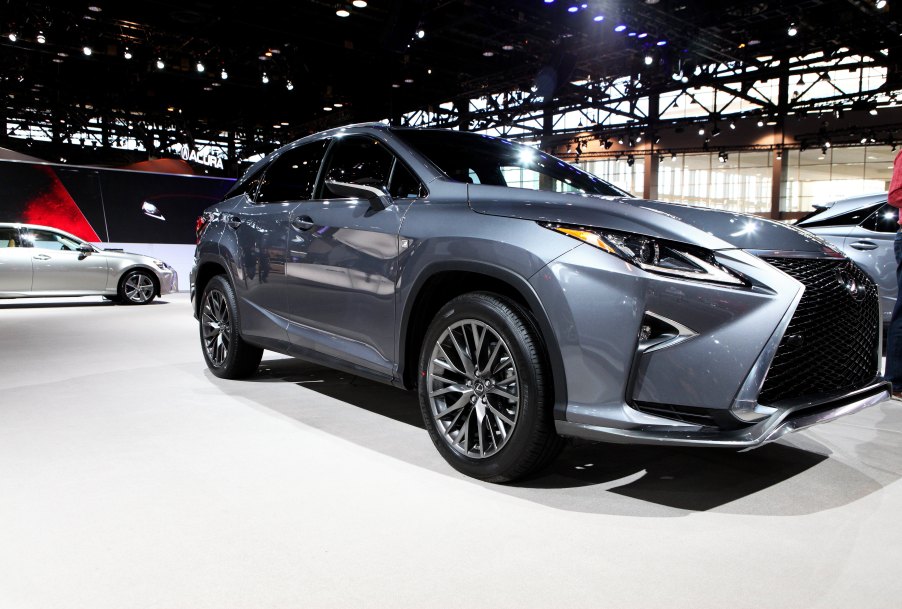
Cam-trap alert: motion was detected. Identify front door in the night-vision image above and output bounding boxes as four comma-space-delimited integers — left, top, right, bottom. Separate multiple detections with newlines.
285, 135, 422, 378
23, 227, 108, 294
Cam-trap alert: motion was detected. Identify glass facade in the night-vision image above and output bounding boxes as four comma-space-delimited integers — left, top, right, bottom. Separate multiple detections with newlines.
579, 157, 645, 196
783, 145, 894, 212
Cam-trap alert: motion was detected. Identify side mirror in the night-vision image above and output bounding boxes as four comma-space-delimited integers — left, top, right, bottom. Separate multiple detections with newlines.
324, 180, 392, 211
77, 243, 94, 254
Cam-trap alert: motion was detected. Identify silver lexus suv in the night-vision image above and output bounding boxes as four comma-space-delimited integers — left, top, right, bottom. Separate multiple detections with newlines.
191, 124, 888, 482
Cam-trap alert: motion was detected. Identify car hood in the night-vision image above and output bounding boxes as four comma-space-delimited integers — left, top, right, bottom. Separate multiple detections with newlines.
467, 184, 833, 253
96, 248, 164, 265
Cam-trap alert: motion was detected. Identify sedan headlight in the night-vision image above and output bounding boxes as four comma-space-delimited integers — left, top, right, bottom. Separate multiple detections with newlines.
546, 224, 746, 286
152, 259, 171, 271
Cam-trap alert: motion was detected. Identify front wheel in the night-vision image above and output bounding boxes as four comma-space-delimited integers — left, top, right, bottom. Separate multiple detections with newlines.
199, 275, 263, 378
118, 269, 156, 305
418, 292, 562, 483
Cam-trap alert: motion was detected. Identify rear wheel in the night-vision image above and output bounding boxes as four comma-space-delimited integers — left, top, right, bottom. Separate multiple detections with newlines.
418, 292, 562, 482
199, 275, 262, 378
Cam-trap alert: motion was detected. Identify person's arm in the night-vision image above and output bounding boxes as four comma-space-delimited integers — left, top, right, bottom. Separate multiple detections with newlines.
890, 150, 902, 208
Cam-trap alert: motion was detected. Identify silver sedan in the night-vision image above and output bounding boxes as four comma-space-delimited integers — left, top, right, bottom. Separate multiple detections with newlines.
0, 223, 177, 304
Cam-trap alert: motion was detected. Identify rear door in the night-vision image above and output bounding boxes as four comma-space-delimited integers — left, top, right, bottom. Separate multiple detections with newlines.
227, 139, 329, 344
0, 226, 33, 294
845, 202, 897, 322
24, 227, 108, 294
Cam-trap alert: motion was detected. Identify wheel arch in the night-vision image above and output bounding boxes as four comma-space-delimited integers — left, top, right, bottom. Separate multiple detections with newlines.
398, 262, 567, 419
193, 259, 230, 317
118, 264, 161, 297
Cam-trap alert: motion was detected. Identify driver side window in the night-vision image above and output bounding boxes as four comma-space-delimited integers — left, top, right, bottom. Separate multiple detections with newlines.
319, 137, 395, 199
861, 203, 897, 233
22, 229, 81, 250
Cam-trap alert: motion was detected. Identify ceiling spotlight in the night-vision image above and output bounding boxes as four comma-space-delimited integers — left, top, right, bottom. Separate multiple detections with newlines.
824, 140, 831, 148
617, 136, 624, 144
36, 32, 45, 44
220, 68, 228, 80
656, 40, 667, 46
603, 139, 612, 149
593, 15, 604, 22
614, 25, 627, 32
718, 151, 728, 163
352, 0, 368, 7
502, 44, 515, 51
8, 32, 16, 42
262, 72, 269, 84
416, 29, 425, 39
635, 135, 643, 143
870, 108, 879, 116
88, 5, 102, 11
391, 83, 401, 88
286, 80, 294, 91
637, 32, 648, 38
671, 152, 677, 161
644, 54, 653, 65
324, 106, 333, 112
334, 102, 343, 107
196, 61, 205, 73
568, 6, 579, 13
627, 155, 635, 167
404, 77, 414, 83
729, 121, 736, 130
483, 50, 494, 57
124, 47, 133, 59
711, 125, 721, 137
156, 57, 165, 70
787, 23, 798, 37
336, 8, 351, 17
876, 0, 887, 8
698, 127, 705, 136
82, 46, 92, 56
776, 148, 783, 160
757, 119, 765, 127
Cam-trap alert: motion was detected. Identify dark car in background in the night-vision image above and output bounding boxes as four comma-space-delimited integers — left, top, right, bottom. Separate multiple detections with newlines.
796, 193, 896, 324
190, 124, 888, 482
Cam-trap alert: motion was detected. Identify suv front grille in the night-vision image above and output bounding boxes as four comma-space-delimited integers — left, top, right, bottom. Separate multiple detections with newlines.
757, 257, 879, 405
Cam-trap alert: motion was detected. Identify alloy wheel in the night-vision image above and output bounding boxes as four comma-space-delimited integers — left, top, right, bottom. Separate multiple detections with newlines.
426, 319, 520, 459
202, 289, 231, 367
123, 272, 155, 303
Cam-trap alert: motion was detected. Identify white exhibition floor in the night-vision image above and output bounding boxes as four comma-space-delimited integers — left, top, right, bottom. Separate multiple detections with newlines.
1, 293, 901, 609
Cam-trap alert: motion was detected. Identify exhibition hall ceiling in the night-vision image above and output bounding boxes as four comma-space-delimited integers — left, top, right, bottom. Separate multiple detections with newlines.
1, 1, 900, 136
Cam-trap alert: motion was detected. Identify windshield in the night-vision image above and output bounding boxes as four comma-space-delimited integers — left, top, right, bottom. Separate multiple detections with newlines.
392, 129, 631, 197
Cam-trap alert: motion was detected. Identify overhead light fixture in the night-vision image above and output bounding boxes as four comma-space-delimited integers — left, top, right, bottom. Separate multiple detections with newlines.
502, 44, 514, 51
324, 106, 333, 112
671, 152, 677, 161
82, 45, 92, 56
635, 135, 643, 143
334, 102, 343, 107
391, 83, 400, 88
729, 121, 736, 130
416, 29, 425, 39
614, 25, 627, 32
568, 6, 579, 13
698, 127, 705, 136
719, 151, 728, 163
627, 155, 635, 167
787, 23, 798, 36
483, 50, 494, 57
656, 40, 667, 46
336, 8, 351, 17
88, 5, 102, 12
593, 15, 605, 22
644, 53, 653, 65
870, 108, 879, 116
8, 32, 16, 42
876, 0, 887, 9
220, 68, 228, 80
123, 47, 133, 59
262, 72, 269, 84
757, 119, 765, 127
603, 139, 612, 149
36, 31, 45, 44
711, 125, 721, 137
286, 80, 294, 91
156, 57, 165, 70
196, 61, 205, 73
637, 32, 648, 38
352, 0, 368, 6
404, 77, 414, 83
617, 136, 624, 144
776, 148, 783, 160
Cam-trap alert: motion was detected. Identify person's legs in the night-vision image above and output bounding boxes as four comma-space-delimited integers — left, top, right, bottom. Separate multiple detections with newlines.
883, 230, 902, 394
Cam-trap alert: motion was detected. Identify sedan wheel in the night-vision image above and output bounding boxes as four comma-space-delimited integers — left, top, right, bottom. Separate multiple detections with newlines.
118, 270, 156, 304
418, 292, 562, 482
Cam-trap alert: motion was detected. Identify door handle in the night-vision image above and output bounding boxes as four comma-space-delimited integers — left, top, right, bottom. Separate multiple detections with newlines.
32, 254, 50, 260
849, 240, 878, 251
227, 215, 242, 229
291, 215, 315, 231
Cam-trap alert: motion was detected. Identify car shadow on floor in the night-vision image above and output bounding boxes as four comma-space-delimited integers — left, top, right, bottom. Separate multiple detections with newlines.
246, 357, 895, 516
0, 298, 171, 309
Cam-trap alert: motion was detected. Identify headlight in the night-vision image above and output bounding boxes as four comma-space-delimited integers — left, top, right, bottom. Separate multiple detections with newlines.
546, 224, 746, 286
152, 260, 171, 271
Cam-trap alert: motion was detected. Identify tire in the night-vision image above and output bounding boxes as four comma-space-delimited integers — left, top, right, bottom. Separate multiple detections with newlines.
118, 269, 156, 305
418, 292, 563, 483
199, 275, 263, 379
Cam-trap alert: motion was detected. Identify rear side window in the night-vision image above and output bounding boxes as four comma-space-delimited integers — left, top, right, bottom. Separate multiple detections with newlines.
257, 139, 329, 203
798, 203, 883, 229
0, 227, 20, 247
860, 203, 898, 233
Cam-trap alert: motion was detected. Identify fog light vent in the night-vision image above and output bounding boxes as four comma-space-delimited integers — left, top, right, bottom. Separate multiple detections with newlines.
638, 312, 696, 353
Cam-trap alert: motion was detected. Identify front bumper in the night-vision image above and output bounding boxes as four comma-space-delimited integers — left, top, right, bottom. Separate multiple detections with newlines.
556, 379, 889, 447
530, 243, 885, 448
159, 268, 178, 295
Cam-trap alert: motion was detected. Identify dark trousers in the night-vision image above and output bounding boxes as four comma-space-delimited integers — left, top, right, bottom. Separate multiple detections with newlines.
884, 230, 902, 392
